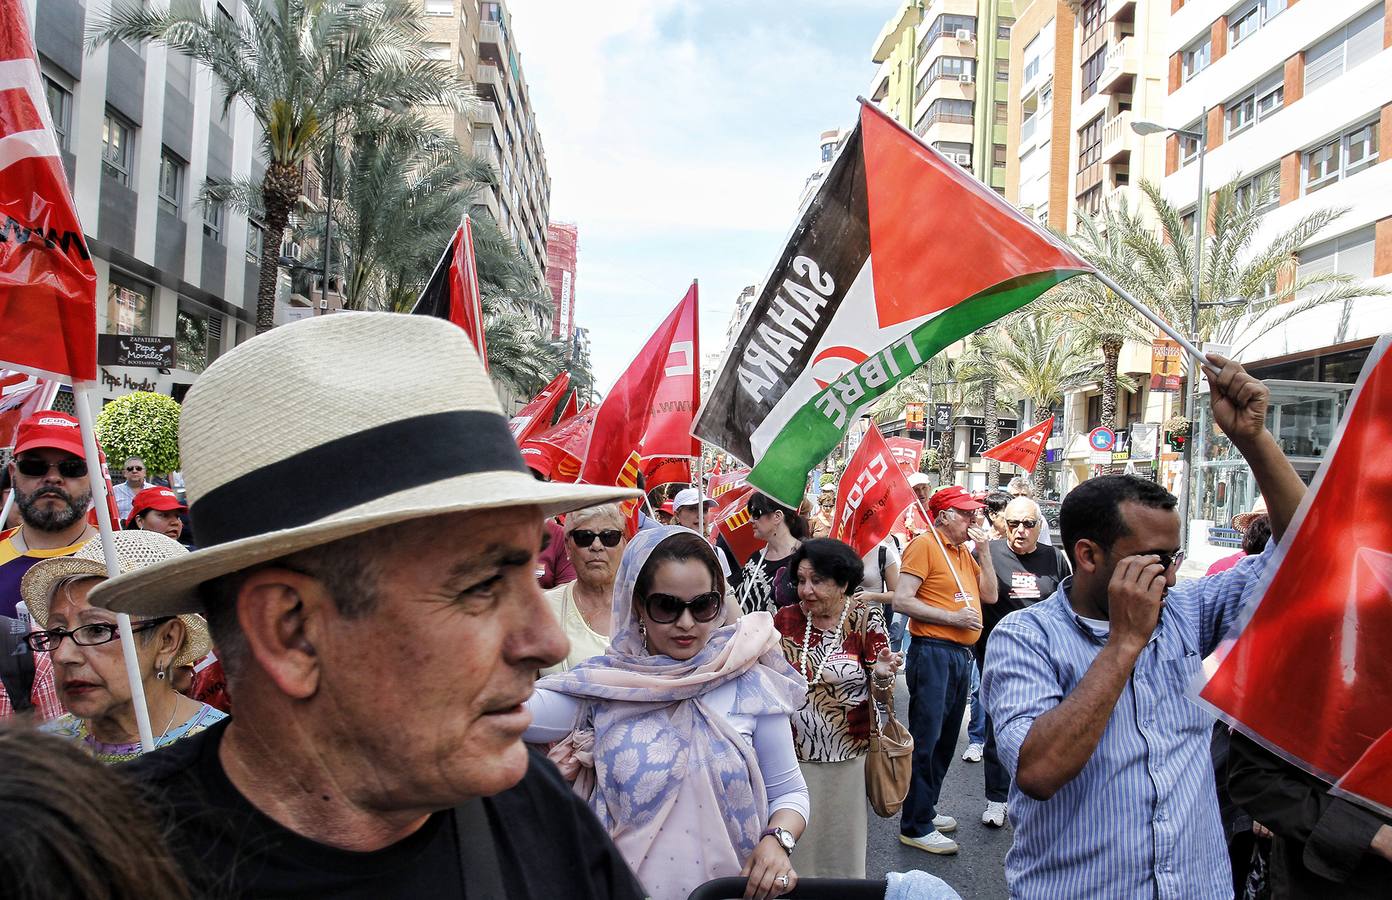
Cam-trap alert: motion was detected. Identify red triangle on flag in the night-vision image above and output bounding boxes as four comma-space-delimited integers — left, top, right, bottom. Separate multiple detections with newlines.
981, 417, 1055, 474
860, 103, 1090, 330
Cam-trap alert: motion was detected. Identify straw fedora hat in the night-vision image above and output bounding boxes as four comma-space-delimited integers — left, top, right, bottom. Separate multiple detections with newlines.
1232, 496, 1268, 532
21, 530, 211, 667
88, 313, 639, 618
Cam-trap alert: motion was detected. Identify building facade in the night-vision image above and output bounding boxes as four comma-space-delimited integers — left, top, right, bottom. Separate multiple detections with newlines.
422, 0, 551, 278
544, 222, 578, 341
1004, 1, 1076, 231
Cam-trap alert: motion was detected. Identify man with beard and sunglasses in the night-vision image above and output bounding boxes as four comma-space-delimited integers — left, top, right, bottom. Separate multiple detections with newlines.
1, 413, 99, 720
982, 355, 1307, 900
541, 504, 628, 674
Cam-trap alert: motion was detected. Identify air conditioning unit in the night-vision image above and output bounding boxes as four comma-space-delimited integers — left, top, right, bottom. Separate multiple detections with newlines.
958, 73, 975, 84
953, 152, 973, 166
956, 29, 975, 42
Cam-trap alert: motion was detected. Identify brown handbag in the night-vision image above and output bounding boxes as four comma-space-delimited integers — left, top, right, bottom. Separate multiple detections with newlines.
860, 605, 913, 818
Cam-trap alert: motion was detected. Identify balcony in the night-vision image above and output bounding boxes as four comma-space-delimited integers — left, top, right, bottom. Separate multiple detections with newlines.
470, 102, 500, 135
1020, 112, 1038, 145
1106, 0, 1137, 24
474, 62, 501, 102
1096, 36, 1137, 96
1100, 111, 1133, 163
480, 20, 502, 52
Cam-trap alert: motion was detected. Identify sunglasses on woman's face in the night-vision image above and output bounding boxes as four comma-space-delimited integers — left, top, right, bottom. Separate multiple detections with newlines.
568, 528, 623, 548
643, 591, 723, 625
14, 457, 87, 478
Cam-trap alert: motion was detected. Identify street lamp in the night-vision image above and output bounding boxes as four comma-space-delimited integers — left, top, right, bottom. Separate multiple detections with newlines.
1132, 111, 1207, 548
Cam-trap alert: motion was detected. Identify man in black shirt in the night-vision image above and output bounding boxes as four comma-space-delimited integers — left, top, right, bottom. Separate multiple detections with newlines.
91, 314, 645, 899
976, 496, 1068, 827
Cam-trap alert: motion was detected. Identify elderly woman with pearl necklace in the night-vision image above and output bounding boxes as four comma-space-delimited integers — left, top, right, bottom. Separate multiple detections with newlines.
772, 538, 903, 878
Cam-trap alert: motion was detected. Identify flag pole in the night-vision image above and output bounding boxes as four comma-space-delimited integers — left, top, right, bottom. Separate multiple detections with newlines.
695, 451, 706, 536
916, 499, 969, 597
73, 381, 155, 752
1091, 271, 1207, 366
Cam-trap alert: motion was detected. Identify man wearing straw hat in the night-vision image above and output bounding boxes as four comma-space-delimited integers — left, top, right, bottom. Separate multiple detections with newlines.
92, 314, 646, 899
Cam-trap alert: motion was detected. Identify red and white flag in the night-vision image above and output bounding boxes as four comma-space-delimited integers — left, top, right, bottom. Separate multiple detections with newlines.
830, 425, 917, 558
0, 2, 97, 381
638, 281, 701, 459
519, 406, 595, 483
1, 368, 58, 447
981, 416, 1054, 473
412, 215, 488, 366
1199, 334, 1392, 817
886, 437, 925, 474
509, 372, 569, 443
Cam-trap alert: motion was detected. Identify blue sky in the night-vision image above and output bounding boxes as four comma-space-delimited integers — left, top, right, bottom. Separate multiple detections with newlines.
506, 0, 887, 392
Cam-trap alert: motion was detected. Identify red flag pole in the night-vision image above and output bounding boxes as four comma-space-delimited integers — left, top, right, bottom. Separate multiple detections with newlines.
73, 381, 156, 752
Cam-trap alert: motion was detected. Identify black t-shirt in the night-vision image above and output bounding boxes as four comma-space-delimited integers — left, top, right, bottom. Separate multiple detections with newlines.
978, 541, 1069, 664
120, 719, 644, 899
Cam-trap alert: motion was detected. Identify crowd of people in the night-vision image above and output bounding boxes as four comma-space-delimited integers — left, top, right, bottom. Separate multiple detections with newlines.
0, 311, 1388, 899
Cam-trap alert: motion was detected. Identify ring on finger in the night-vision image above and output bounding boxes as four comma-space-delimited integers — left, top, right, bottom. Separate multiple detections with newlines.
776, 874, 789, 887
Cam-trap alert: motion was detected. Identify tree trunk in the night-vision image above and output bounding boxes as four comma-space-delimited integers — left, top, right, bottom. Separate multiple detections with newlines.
1031, 405, 1049, 497
255, 162, 301, 334
937, 430, 954, 485
983, 374, 999, 485
1101, 336, 1123, 475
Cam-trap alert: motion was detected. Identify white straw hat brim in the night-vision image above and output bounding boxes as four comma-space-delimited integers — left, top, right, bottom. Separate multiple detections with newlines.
89, 472, 638, 617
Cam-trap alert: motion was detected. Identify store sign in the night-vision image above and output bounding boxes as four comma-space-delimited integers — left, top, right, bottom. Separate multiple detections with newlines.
99, 368, 159, 393
1150, 339, 1183, 392
97, 334, 175, 368
904, 402, 925, 428
933, 403, 953, 431
1110, 428, 1131, 462
1130, 422, 1159, 462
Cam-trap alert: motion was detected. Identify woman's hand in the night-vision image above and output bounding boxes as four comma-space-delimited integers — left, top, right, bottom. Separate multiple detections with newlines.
741, 835, 797, 899
872, 646, 903, 681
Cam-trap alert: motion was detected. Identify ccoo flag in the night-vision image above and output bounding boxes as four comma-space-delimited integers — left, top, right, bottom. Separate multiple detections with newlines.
0, 2, 97, 381
1199, 334, 1392, 817
694, 101, 1092, 506
510, 371, 570, 443
412, 215, 488, 366
830, 425, 917, 558
981, 416, 1055, 474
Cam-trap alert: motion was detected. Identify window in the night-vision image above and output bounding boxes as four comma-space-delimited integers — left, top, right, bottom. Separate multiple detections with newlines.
176, 307, 209, 374
203, 183, 225, 240
157, 150, 184, 216
246, 220, 264, 264
424, 0, 452, 14
1226, 72, 1282, 137
994, 102, 1007, 125
43, 77, 72, 151
932, 140, 973, 167
1234, 167, 1279, 213
917, 14, 977, 61
101, 111, 133, 185
1078, 115, 1104, 169
1081, 48, 1105, 99
1179, 121, 1202, 165
1078, 185, 1103, 216
1255, 78, 1284, 119
997, 17, 1014, 39
915, 56, 976, 97
106, 276, 152, 335
914, 98, 974, 134
423, 41, 450, 60
1305, 4, 1384, 94
996, 59, 1009, 82
1080, 0, 1105, 41
1297, 227, 1374, 299
1303, 119, 1380, 194
1182, 35, 1211, 82
1229, 0, 1285, 47
480, 2, 502, 22
993, 144, 1007, 167
1023, 55, 1040, 84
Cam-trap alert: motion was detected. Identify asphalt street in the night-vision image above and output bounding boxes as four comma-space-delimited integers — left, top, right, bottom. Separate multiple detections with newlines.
864, 676, 1011, 899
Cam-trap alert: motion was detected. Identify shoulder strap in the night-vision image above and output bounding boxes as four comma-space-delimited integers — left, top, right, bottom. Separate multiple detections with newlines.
454, 797, 505, 898
878, 545, 888, 592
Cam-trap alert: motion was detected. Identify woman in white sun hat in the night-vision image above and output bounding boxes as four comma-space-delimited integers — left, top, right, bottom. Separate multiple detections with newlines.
20, 530, 224, 764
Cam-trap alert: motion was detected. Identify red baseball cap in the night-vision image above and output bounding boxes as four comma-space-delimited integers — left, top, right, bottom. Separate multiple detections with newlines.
928, 485, 985, 516
13, 412, 86, 458
126, 486, 187, 527
659, 500, 675, 515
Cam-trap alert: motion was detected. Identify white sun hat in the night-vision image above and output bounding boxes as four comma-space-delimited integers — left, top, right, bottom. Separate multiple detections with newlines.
88, 312, 639, 617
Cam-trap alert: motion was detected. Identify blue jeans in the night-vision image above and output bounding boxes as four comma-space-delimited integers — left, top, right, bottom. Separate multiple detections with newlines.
901, 637, 974, 837
967, 660, 986, 746
881, 603, 908, 653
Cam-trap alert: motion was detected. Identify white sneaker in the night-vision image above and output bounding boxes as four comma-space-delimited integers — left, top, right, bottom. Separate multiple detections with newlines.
982, 801, 1007, 828
962, 742, 984, 763
932, 813, 957, 833
899, 830, 959, 855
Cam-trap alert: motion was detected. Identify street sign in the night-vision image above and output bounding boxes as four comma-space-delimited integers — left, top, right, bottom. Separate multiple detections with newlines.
1088, 426, 1116, 452
1111, 428, 1131, 462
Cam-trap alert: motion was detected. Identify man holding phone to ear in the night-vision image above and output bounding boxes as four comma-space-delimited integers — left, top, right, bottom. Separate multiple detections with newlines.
983, 355, 1306, 900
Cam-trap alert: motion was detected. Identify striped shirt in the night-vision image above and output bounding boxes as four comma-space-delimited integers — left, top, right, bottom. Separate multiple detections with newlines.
983, 542, 1276, 900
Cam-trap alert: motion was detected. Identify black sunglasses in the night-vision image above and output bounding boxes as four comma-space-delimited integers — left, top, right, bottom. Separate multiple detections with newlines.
25, 617, 173, 653
643, 591, 723, 625
125, 465, 144, 472
14, 457, 87, 478
1006, 519, 1039, 530
569, 528, 623, 548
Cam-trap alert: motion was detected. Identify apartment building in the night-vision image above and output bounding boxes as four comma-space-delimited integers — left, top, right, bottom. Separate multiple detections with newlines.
1160, 0, 1392, 542
422, 0, 551, 278
31, 0, 268, 404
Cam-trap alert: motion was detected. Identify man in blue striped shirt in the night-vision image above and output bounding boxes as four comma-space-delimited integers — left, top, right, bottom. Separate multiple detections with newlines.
983, 355, 1307, 899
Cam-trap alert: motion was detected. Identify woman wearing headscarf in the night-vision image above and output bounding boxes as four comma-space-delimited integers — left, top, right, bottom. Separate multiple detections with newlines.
737, 492, 807, 616
20, 531, 225, 764
525, 527, 810, 900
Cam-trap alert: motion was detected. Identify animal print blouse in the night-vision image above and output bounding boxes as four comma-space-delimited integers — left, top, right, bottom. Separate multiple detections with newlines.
773, 599, 889, 763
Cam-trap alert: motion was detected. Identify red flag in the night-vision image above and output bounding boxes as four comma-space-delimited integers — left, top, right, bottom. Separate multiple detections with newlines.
1, 369, 58, 447
0, 4, 97, 381
580, 286, 697, 485
641, 456, 691, 491
556, 388, 578, 425
509, 372, 569, 443
711, 484, 762, 565
708, 467, 752, 514
519, 407, 595, 482
830, 426, 916, 558
638, 281, 701, 458
710, 457, 723, 477
981, 416, 1054, 473
1199, 335, 1392, 817
412, 215, 488, 366
886, 437, 924, 474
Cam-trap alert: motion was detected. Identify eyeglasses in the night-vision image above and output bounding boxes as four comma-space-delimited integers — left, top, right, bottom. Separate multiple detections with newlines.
569, 528, 623, 548
125, 465, 144, 472
25, 617, 173, 653
1152, 550, 1186, 572
643, 591, 723, 625
14, 457, 87, 478
1006, 519, 1039, 530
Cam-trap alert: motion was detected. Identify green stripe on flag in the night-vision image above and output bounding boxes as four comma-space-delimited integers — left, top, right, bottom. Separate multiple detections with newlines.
748, 269, 1089, 507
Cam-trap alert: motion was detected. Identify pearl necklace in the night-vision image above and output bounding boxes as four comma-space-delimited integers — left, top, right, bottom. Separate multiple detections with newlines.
799, 597, 851, 687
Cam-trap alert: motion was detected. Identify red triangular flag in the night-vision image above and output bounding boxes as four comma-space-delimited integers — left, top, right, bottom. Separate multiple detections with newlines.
637, 281, 701, 458
1200, 335, 1392, 817
555, 388, 578, 426
580, 286, 697, 485
830, 425, 916, 558
886, 437, 925, 474
509, 372, 569, 443
981, 417, 1054, 473
412, 215, 488, 366
0, 3, 97, 381
519, 406, 595, 482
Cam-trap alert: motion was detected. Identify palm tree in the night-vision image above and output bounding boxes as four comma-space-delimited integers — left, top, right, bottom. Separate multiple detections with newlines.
954, 327, 1010, 483
92, 0, 473, 333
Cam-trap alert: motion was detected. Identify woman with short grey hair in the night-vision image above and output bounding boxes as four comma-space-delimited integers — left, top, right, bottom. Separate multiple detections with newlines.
542, 503, 627, 674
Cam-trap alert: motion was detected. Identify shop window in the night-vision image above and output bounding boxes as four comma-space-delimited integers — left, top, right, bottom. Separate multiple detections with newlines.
106, 277, 153, 336
176, 307, 209, 374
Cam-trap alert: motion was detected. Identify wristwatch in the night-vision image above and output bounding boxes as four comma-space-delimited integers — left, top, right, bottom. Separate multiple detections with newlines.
760, 826, 796, 855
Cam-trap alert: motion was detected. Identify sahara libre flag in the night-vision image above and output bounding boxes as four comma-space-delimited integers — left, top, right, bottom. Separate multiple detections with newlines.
981, 416, 1055, 474
0, 1, 97, 381
412, 214, 488, 367
694, 101, 1093, 507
